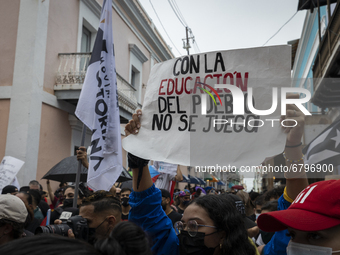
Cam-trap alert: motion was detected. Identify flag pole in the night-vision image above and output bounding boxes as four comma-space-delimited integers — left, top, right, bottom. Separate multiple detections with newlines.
73, 124, 86, 208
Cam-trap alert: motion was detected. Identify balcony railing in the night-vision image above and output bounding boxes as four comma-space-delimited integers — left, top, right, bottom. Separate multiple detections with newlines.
56, 53, 90, 87
55, 53, 138, 114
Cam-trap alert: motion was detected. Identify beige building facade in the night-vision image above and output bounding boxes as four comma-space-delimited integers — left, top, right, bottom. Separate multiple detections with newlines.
0, 0, 174, 190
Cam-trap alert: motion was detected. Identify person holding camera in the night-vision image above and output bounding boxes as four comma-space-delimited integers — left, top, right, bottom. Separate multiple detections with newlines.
49, 190, 122, 245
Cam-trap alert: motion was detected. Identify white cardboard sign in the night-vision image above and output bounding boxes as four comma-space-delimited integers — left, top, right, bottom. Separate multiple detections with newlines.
123, 46, 290, 170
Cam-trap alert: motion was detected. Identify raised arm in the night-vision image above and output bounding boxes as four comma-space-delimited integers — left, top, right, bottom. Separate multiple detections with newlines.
46, 180, 55, 205
125, 110, 153, 192
124, 109, 179, 255
281, 96, 309, 199
76, 146, 89, 169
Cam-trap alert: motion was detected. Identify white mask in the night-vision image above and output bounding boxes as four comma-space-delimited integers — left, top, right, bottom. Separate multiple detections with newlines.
255, 213, 260, 220
287, 242, 340, 255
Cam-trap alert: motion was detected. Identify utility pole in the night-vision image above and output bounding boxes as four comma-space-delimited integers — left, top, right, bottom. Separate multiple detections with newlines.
186, 27, 190, 55
183, 26, 194, 55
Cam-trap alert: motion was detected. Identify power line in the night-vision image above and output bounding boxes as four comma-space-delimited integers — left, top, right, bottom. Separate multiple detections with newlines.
167, 0, 200, 54
169, 0, 188, 27
167, 0, 187, 27
149, 0, 182, 56
262, 11, 298, 46
262, 0, 311, 46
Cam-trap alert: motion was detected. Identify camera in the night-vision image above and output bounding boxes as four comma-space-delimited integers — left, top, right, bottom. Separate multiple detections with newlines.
35, 215, 89, 241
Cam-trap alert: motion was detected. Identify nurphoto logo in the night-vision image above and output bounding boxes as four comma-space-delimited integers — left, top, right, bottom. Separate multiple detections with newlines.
198, 83, 312, 128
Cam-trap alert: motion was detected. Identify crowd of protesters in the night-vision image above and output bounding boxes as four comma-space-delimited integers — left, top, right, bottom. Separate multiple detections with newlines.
0, 104, 340, 255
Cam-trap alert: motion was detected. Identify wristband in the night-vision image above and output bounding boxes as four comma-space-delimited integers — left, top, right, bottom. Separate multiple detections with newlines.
128, 153, 149, 189
285, 142, 302, 148
282, 152, 304, 163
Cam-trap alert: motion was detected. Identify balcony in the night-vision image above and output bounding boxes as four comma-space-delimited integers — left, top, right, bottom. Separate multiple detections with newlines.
55, 53, 138, 120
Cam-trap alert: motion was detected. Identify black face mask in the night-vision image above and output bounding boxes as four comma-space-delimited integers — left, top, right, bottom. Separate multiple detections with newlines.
87, 227, 97, 245
161, 202, 167, 211
178, 230, 217, 255
121, 197, 129, 207
87, 218, 108, 245
63, 198, 73, 208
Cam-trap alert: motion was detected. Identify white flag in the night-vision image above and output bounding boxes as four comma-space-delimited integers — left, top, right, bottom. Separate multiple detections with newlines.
75, 0, 122, 191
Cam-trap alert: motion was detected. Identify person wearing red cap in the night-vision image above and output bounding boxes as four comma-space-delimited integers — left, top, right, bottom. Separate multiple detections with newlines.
258, 179, 340, 255
256, 97, 310, 255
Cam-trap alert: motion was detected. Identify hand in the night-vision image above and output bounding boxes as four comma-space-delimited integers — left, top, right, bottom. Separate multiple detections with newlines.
280, 94, 305, 146
76, 146, 89, 169
54, 219, 62, 225
54, 219, 75, 239
125, 109, 142, 136
68, 229, 75, 239
247, 226, 259, 238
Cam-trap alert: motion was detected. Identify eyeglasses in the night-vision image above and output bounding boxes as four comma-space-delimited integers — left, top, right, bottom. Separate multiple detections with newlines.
174, 220, 217, 237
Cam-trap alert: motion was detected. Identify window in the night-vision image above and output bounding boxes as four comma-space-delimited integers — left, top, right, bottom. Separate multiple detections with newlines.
81, 26, 91, 52
131, 69, 136, 88
129, 44, 148, 104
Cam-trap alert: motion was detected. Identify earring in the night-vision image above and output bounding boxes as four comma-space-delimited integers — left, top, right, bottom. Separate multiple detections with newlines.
220, 243, 222, 249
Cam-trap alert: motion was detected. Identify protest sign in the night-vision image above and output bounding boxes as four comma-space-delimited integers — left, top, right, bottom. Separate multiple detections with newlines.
0, 156, 24, 192
123, 46, 291, 172
154, 161, 178, 175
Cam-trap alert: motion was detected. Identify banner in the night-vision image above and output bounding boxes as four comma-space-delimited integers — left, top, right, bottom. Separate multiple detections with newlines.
154, 161, 178, 175
0, 156, 24, 193
123, 46, 290, 172
75, 0, 122, 191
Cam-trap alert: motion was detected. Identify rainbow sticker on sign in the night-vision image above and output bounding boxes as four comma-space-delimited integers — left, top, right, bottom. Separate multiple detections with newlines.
196, 82, 222, 106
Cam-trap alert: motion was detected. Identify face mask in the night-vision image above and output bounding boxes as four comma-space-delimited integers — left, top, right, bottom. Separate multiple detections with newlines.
287, 242, 340, 255
182, 200, 190, 207
87, 218, 108, 245
121, 197, 129, 207
63, 199, 73, 208
161, 202, 167, 211
255, 213, 260, 220
178, 230, 217, 255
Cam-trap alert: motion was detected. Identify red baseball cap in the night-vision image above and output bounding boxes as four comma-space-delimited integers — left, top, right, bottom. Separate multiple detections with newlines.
257, 179, 340, 232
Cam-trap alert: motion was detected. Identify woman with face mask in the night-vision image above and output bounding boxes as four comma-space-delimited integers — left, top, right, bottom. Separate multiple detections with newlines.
125, 101, 307, 255
125, 110, 257, 255
257, 179, 340, 255
49, 185, 86, 224
175, 194, 257, 255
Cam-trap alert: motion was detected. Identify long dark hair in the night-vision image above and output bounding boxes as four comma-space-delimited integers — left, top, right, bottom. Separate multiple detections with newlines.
95, 221, 152, 255
0, 235, 100, 255
192, 195, 256, 255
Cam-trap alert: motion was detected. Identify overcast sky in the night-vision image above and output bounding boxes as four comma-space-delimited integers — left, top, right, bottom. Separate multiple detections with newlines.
138, 0, 307, 191
139, 0, 307, 58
